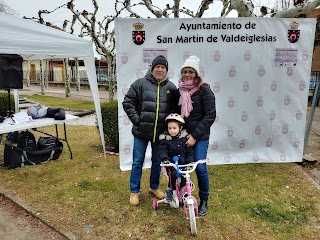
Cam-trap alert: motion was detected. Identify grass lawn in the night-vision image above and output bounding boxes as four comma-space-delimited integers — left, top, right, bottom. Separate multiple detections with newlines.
20, 94, 96, 111
0, 125, 319, 239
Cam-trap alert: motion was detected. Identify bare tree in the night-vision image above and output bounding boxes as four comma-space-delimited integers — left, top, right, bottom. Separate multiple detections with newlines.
25, 0, 320, 100
0, 0, 16, 15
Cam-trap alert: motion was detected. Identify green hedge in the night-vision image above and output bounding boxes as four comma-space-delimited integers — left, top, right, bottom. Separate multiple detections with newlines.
0, 92, 15, 117
101, 100, 119, 153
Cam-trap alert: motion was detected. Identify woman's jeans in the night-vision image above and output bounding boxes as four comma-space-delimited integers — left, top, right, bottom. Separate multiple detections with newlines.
194, 140, 210, 200
130, 137, 161, 193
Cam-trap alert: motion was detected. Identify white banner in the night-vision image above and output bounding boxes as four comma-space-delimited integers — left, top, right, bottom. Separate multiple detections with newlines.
115, 18, 316, 171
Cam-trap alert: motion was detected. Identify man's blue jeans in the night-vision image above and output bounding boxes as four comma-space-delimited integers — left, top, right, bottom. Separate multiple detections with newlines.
194, 140, 210, 200
130, 137, 161, 193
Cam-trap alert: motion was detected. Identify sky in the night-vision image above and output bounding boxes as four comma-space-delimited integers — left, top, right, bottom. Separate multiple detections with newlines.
5, 0, 285, 20
4, 0, 275, 57
5, 0, 283, 25
6, 0, 242, 20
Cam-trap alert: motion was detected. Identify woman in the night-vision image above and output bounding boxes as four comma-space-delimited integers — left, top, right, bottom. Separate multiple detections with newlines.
176, 55, 216, 215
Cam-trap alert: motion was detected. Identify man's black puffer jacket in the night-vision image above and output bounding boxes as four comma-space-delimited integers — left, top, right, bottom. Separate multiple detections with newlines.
176, 85, 216, 141
123, 70, 176, 142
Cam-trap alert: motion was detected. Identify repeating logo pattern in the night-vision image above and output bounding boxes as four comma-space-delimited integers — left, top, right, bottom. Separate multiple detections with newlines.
239, 139, 246, 149
229, 65, 236, 77
228, 97, 235, 108
123, 115, 130, 125
244, 50, 251, 61
302, 50, 308, 61
168, 68, 175, 79
252, 153, 259, 162
211, 141, 218, 150
243, 81, 249, 92
266, 138, 273, 147
121, 52, 128, 64
271, 81, 277, 91
258, 65, 265, 77
123, 144, 131, 155
213, 82, 220, 93
270, 111, 275, 121
213, 50, 221, 62
241, 111, 248, 122
117, 19, 312, 169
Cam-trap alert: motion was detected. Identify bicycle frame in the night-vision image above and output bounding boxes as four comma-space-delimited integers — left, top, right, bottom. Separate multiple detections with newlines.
152, 158, 209, 235
174, 159, 208, 219
179, 177, 199, 219
153, 158, 209, 215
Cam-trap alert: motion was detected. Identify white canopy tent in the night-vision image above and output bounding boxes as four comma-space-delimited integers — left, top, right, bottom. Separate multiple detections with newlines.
0, 13, 106, 155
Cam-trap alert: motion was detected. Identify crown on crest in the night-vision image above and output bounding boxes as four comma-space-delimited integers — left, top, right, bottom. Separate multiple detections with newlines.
290, 21, 299, 30
133, 22, 144, 30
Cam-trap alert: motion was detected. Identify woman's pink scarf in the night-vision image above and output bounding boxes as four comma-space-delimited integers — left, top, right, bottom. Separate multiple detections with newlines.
178, 78, 203, 117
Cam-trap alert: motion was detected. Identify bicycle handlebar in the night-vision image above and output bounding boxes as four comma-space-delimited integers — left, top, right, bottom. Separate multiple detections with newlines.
160, 158, 209, 174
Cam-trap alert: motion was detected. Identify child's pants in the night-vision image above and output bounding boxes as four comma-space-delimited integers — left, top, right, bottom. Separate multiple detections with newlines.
166, 166, 186, 190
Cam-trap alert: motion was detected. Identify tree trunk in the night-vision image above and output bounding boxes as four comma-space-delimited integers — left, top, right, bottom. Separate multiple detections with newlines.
26, 60, 31, 87
75, 58, 80, 91
40, 60, 45, 95
107, 55, 115, 101
44, 60, 49, 89
63, 58, 71, 98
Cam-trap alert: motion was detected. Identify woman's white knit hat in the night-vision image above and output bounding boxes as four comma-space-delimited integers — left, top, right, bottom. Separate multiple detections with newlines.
181, 55, 200, 76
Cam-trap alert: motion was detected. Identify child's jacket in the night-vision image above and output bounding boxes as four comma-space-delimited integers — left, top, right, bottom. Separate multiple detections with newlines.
159, 129, 195, 165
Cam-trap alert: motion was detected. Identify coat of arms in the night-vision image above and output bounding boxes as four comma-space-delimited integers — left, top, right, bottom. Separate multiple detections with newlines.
132, 22, 145, 45
288, 21, 300, 43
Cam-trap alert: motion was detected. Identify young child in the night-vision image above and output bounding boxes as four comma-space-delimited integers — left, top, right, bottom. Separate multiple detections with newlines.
159, 113, 195, 201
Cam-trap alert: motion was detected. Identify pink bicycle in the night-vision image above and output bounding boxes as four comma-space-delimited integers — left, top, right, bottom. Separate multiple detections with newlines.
152, 156, 209, 235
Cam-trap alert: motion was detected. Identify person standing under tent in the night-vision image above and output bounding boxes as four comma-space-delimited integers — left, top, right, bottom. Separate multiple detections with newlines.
176, 55, 216, 215
123, 55, 177, 206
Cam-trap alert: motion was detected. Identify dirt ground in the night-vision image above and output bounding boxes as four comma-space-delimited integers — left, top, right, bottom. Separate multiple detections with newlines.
302, 105, 320, 186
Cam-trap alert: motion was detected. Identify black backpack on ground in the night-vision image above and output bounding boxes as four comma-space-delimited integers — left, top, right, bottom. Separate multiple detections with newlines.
4, 136, 63, 170
6, 131, 19, 143
4, 143, 63, 169
37, 137, 63, 150
17, 131, 37, 151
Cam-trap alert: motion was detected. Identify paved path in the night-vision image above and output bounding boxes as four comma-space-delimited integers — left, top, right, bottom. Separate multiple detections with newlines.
0, 195, 68, 240
19, 84, 117, 101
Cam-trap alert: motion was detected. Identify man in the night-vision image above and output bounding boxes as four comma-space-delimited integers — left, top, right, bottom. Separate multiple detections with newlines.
123, 55, 176, 206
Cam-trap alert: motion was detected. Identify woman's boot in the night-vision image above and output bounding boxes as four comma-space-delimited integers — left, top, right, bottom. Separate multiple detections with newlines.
198, 199, 208, 216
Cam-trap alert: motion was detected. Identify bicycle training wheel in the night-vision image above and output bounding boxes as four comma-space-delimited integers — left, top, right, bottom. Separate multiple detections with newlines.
188, 202, 197, 235
152, 198, 158, 210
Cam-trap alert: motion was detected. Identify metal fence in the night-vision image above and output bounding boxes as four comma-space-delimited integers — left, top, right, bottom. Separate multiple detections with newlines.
23, 69, 113, 87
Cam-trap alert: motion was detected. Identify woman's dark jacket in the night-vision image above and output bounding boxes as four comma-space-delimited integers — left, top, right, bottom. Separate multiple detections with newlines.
122, 70, 176, 142
176, 85, 216, 141
159, 129, 194, 165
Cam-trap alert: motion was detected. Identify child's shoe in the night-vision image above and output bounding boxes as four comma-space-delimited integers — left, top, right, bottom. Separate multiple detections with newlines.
165, 189, 173, 201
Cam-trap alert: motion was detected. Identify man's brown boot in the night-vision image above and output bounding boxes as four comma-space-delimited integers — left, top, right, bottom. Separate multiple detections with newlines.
130, 193, 139, 206
149, 189, 165, 199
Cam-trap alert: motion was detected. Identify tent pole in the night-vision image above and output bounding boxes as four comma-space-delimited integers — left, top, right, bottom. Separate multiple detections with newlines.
304, 80, 320, 153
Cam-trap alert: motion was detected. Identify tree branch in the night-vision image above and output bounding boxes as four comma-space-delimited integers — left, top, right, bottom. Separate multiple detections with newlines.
271, 0, 320, 17
196, 0, 214, 18
231, 0, 256, 17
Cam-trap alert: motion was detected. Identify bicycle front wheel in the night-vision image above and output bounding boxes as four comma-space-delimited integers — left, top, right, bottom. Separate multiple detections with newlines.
188, 202, 197, 235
